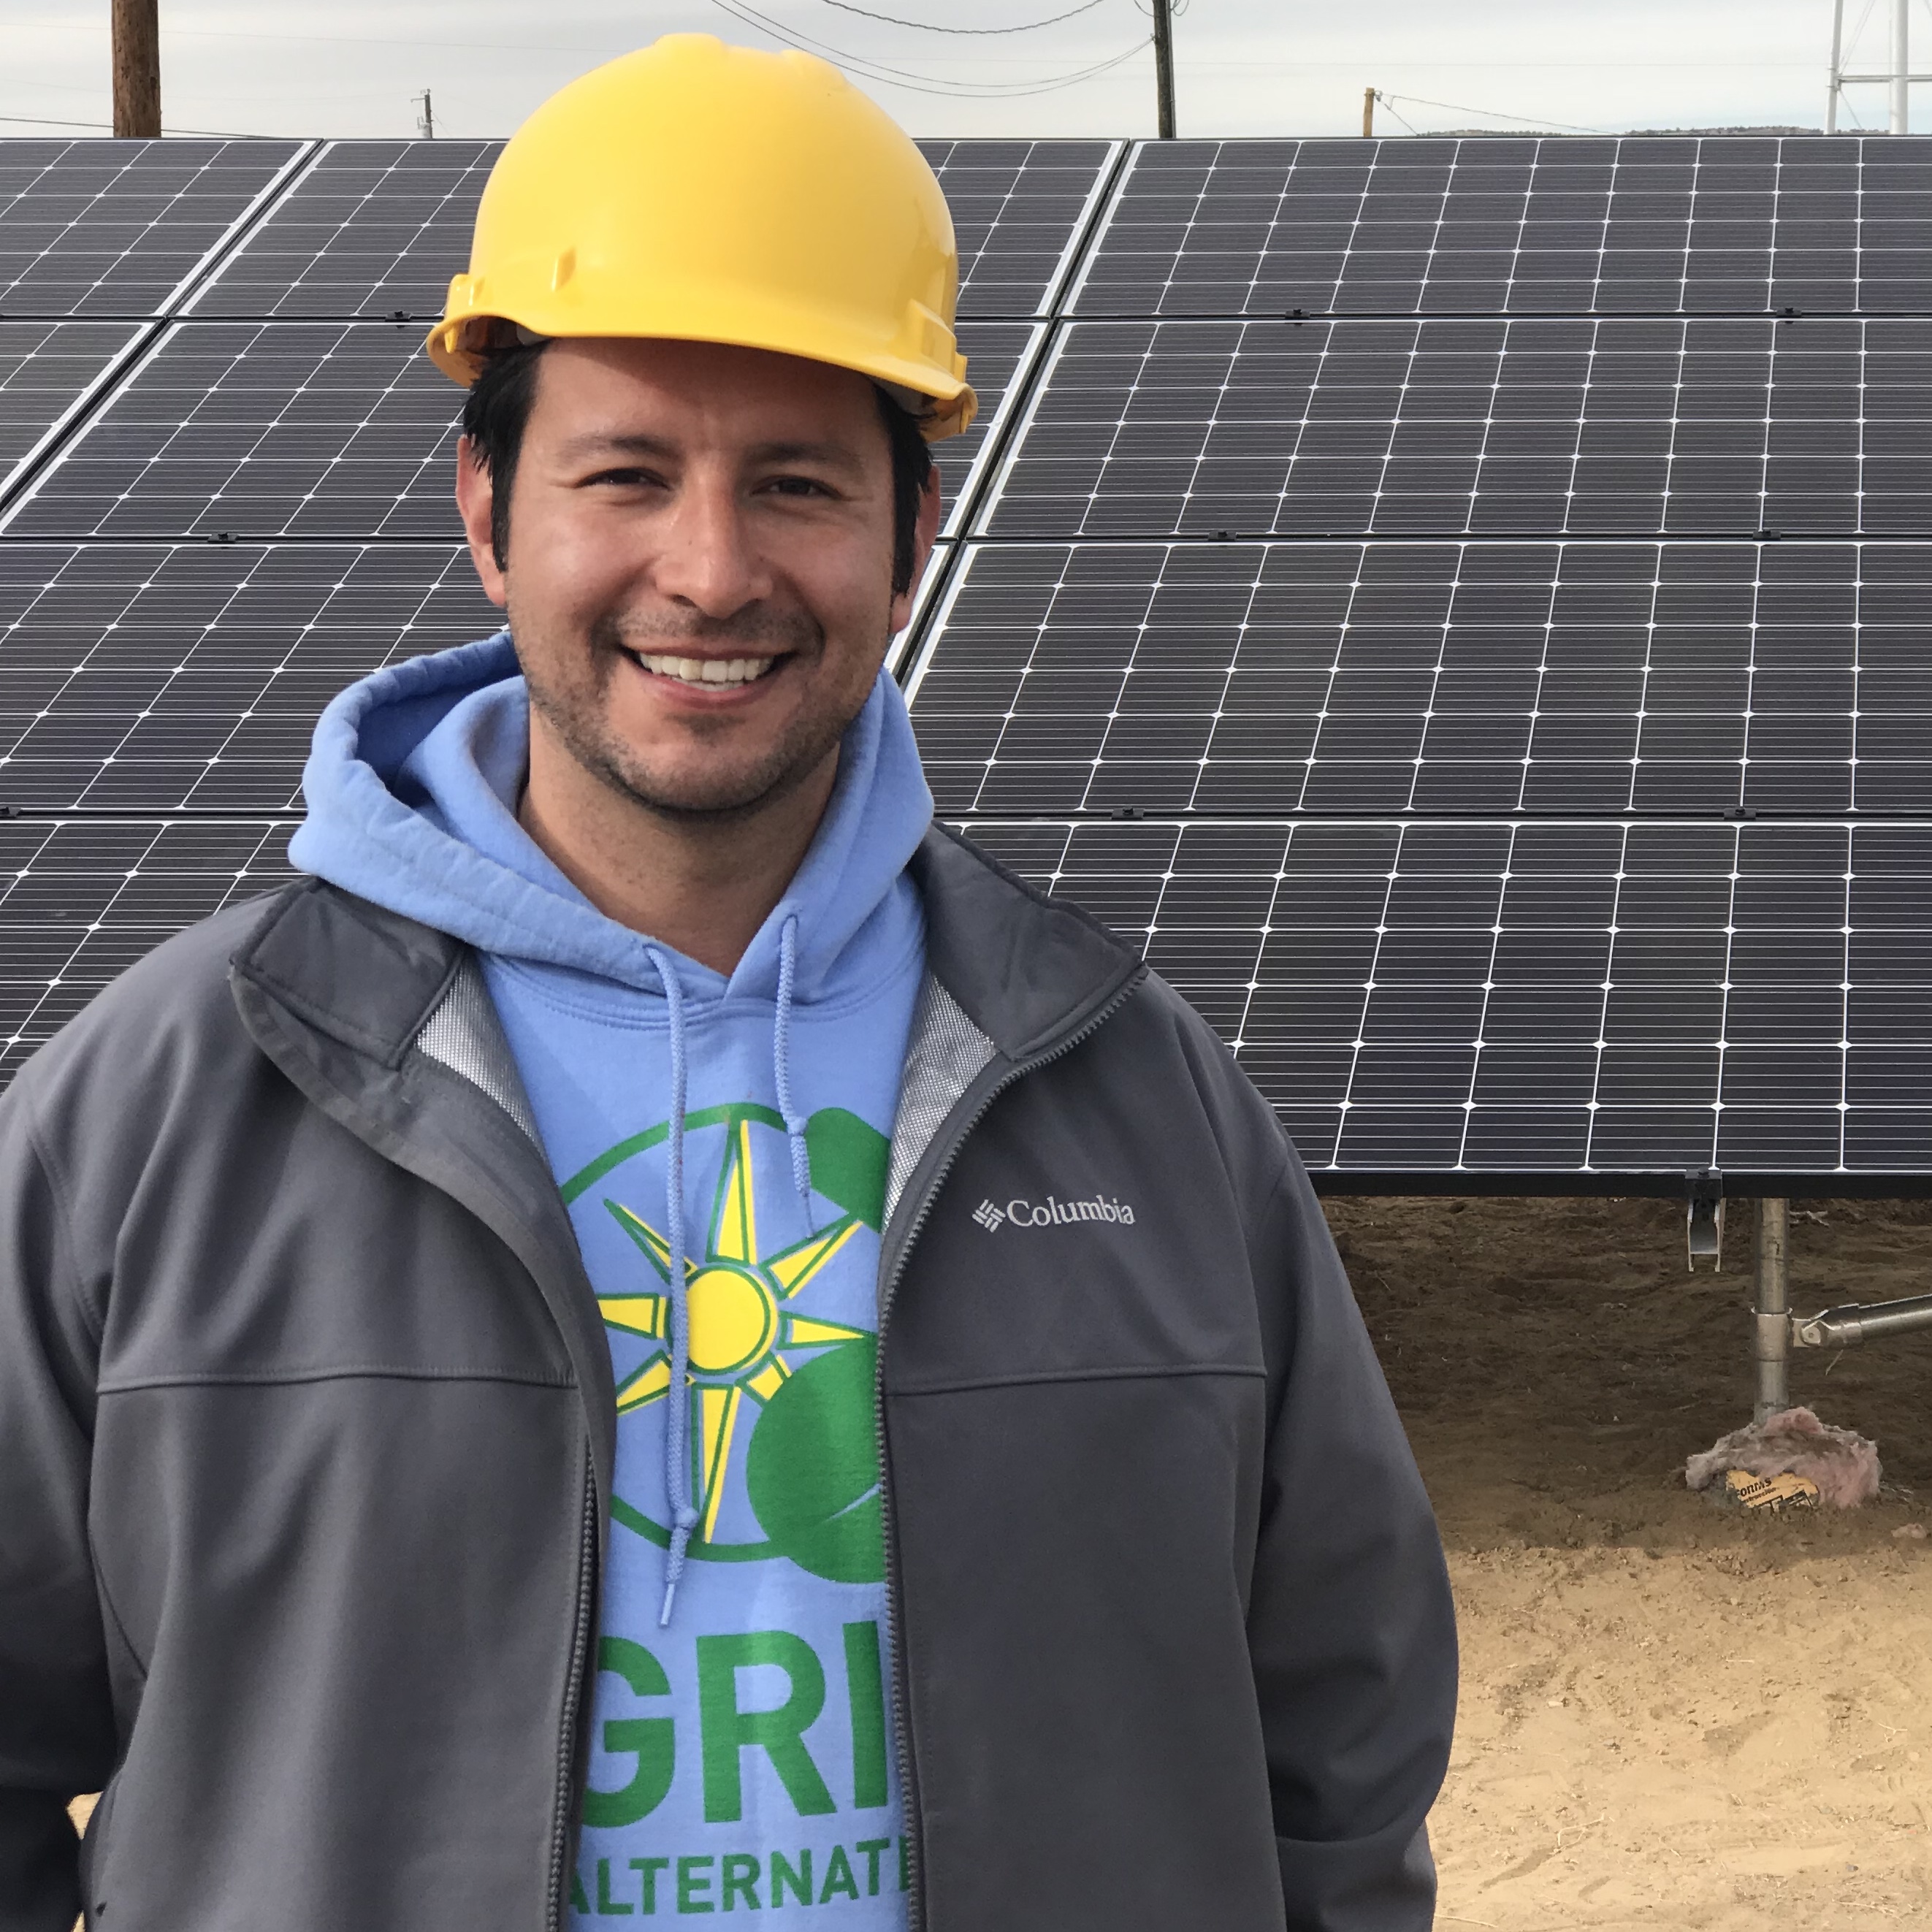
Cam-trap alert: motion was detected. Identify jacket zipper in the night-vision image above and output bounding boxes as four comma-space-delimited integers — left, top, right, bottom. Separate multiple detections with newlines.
873, 967, 1144, 1931
547, 1455, 599, 1931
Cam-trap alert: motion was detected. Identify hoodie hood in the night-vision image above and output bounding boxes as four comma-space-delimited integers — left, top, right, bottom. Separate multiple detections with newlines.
287, 630, 934, 1007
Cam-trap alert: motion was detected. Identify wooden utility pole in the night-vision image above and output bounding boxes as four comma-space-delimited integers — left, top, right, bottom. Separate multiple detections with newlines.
1152, 0, 1175, 138
1363, 87, 1377, 137
112, 0, 161, 138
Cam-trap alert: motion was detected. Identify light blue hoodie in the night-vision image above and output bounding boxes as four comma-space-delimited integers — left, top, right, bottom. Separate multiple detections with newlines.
291, 632, 928, 1925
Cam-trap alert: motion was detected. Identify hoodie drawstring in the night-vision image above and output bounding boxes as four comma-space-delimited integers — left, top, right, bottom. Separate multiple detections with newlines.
651, 917, 815, 1625
774, 915, 814, 1228
645, 944, 700, 1626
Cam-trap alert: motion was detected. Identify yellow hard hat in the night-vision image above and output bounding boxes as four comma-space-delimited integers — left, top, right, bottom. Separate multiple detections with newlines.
426, 34, 975, 440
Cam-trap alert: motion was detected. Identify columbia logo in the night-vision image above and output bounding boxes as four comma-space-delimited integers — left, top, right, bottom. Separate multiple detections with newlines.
974, 1194, 1136, 1231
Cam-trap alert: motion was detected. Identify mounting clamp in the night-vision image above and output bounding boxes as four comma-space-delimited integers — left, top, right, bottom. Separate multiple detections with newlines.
1686, 1167, 1725, 1272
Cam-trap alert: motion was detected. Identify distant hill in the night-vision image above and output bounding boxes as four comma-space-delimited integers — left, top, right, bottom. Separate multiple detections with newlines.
1424, 125, 1825, 138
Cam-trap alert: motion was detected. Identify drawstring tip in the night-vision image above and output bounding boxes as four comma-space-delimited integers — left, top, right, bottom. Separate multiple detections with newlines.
659, 1578, 680, 1627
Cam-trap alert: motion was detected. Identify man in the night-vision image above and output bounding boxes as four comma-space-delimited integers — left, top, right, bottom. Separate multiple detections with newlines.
0, 37, 1454, 1932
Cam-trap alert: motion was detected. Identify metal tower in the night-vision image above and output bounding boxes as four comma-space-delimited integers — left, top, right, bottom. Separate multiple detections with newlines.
1828, 0, 1928, 133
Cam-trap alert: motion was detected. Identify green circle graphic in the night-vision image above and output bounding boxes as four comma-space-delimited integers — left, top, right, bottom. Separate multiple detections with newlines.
744, 1337, 885, 1584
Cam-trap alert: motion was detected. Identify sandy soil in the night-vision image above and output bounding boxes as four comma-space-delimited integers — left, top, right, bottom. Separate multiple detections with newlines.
1331, 1194, 1932, 1930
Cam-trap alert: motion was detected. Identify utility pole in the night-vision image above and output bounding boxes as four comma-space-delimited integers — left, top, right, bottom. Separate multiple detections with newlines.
415, 88, 435, 140
1151, 0, 1175, 139
1363, 86, 1377, 137
111, 0, 161, 139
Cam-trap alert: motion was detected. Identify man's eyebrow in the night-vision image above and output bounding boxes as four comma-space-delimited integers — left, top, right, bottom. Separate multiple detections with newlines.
553, 432, 869, 471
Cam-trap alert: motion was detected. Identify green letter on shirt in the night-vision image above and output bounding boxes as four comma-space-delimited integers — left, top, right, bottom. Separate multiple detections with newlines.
584, 1638, 676, 1828
697, 1631, 836, 1823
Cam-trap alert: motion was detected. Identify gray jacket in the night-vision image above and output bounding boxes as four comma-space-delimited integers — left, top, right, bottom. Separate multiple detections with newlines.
0, 825, 1455, 1932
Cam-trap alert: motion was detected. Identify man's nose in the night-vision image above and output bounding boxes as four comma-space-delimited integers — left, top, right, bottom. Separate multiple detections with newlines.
652, 470, 771, 619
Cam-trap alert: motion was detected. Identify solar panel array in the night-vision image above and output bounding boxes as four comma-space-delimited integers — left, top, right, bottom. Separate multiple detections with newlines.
0, 134, 1118, 1082
904, 134, 1932, 1186
7, 130, 1932, 1188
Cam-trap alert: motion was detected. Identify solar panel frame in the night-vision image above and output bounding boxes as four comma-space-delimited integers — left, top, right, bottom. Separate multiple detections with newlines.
0, 139, 310, 319
0, 320, 145, 504
0, 317, 1045, 543
1069, 134, 1932, 319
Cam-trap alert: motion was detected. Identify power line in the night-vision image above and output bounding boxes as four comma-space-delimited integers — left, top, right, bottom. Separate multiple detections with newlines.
710, 0, 1147, 97
817, 0, 1107, 32
0, 110, 258, 136
1374, 91, 1610, 135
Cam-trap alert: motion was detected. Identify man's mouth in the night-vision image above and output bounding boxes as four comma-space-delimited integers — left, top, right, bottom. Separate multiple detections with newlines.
628, 652, 782, 689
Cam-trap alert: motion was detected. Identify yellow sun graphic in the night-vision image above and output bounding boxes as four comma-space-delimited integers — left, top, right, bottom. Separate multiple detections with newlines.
599, 1117, 867, 1549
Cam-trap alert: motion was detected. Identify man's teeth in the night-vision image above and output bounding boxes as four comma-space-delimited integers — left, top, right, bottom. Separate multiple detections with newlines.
635, 653, 777, 687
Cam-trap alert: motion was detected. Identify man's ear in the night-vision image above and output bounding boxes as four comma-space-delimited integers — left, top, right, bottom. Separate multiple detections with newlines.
455, 435, 508, 608
888, 465, 944, 638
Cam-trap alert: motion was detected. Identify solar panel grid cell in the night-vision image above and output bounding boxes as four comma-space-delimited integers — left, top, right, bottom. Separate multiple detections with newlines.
0, 817, 295, 1080
958, 814, 1932, 1176
910, 540, 1932, 820
0, 318, 1039, 541
0, 140, 303, 318
1072, 135, 1932, 318
982, 316, 1932, 541
0, 543, 499, 810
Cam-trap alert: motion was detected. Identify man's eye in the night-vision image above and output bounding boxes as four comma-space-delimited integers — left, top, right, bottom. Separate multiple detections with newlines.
765, 476, 834, 498
585, 467, 661, 488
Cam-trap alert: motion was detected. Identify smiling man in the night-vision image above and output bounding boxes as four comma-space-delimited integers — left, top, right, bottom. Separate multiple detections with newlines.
0, 37, 1455, 1932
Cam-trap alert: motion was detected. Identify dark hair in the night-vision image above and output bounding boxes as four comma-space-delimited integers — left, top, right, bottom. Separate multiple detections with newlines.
459, 340, 934, 595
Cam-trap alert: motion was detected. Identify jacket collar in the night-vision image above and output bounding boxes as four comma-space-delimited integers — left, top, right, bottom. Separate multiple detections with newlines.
237, 827, 1143, 1077
909, 823, 1142, 1065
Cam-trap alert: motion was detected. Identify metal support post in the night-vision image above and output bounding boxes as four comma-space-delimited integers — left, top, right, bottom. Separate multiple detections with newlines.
1895, 0, 1912, 133
1828, 0, 1845, 132
1752, 1197, 1790, 1423
1363, 87, 1377, 138
1151, 0, 1175, 140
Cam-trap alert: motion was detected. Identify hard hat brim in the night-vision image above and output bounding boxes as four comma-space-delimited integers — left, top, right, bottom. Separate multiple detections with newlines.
426, 308, 977, 443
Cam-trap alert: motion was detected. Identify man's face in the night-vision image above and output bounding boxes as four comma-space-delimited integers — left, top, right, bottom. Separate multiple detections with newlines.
455, 337, 938, 821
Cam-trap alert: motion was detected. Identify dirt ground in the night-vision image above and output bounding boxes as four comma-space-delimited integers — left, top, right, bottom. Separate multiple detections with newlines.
1329, 1194, 1932, 1930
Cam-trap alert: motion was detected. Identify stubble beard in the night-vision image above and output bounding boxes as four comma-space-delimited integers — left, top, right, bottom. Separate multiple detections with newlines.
515, 602, 875, 825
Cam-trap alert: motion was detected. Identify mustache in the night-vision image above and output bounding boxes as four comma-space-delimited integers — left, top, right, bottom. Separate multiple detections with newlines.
589, 606, 821, 658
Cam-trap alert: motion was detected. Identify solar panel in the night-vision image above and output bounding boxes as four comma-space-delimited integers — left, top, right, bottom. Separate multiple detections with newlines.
917, 138, 1119, 316
1, 318, 1039, 542
1072, 134, 1932, 318
0, 816, 296, 1082
955, 813, 1932, 1180
185, 140, 497, 322
0, 321, 142, 500
0, 535, 954, 812
980, 315, 1932, 540
0, 139, 305, 319
190, 137, 1117, 323
0, 542, 498, 811
907, 538, 1932, 820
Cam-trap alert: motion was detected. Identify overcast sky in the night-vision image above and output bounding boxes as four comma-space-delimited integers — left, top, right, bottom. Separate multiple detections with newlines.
0, 1, 1916, 145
